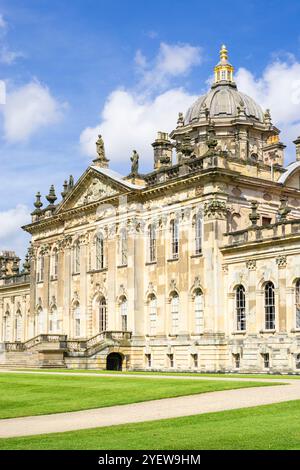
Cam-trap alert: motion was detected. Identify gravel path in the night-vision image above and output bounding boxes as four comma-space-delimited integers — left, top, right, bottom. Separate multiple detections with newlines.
0, 370, 299, 438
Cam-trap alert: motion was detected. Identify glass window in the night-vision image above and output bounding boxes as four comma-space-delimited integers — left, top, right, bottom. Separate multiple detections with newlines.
73, 243, 80, 274
236, 285, 246, 331
170, 220, 179, 259
195, 215, 202, 255
96, 234, 104, 270
170, 293, 179, 334
194, 289, 204, 334
99, 298, 107, 332
148, 224, 156, 262
148, 295, 157, 336
265, 282, 275, 330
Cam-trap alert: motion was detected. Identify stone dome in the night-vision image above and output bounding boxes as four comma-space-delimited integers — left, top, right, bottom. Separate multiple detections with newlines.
184, 83, 265, 125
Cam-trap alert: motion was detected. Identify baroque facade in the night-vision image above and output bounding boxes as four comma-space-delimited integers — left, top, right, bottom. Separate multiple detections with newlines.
1, 45, 300, 372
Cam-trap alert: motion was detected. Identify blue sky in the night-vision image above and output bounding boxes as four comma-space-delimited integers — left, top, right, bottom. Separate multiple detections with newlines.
0, 0, 300, 257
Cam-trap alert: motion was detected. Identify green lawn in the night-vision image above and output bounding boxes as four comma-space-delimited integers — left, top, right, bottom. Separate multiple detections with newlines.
18, 367, 300, 380
1, 400, 299, 450
0, 372, 274, 419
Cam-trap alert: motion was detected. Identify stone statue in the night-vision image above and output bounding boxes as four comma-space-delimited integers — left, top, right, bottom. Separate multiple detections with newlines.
94, 134, 109, 167
96, 135, 106, 160
130, 150, 139, 175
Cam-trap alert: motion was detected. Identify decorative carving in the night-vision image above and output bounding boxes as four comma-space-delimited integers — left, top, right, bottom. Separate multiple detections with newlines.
246, 259, 256, 270
204, 199, 227, 217
276, 255, 287, 268
169, 279, 177, 291
222, 264, 229, 273
75, 179, 117, 207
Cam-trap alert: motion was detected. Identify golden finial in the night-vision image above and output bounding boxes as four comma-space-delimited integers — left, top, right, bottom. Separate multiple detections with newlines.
220, 44, 228, 61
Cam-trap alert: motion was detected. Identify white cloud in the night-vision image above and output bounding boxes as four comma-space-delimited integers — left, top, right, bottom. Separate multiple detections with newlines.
80, 42, 201, 169
80, 88, 197, 168
136, 42, 202, 91
0, 45, 24, 64
235, 58, 300, 161
2, 81, 66, 143
0, 204, 30, 258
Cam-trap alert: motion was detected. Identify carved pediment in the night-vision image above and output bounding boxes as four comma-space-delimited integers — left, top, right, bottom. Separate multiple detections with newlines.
74, 178, 118, 208
57, 168, 128, 213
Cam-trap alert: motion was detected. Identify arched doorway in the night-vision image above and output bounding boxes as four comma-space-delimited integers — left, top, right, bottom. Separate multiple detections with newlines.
106, 353, 123, 371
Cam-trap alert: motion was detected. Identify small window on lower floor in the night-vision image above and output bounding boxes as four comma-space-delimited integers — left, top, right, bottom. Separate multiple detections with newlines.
168, 353, 174, 368
233, 353, 240, 369
145, 354, 151, 368
262, 353, 270, 369
296, 354, 300, 370
192, 353, 198, 368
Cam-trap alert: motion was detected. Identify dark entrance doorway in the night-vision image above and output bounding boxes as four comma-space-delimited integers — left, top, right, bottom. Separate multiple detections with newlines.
106, 353, 123, 371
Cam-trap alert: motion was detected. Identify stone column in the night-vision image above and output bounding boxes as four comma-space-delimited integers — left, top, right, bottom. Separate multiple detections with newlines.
276, 255, 287, 332
202, 199, 228, 333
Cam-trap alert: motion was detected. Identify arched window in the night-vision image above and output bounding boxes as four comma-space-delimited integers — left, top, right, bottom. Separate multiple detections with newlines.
265, 282, 275, 330
170, 219, 179, 259
170, 292, 179, 334
120, 296, 128, 331
148, 294, 157, 335
73, 242, 80, 274
49, 305, 58, 333
37, 254, 44, 282
148, 224, 156, 263
96, 233, 105, 270
194, 215, 202, 255
295, 279, 300, 329
50, 248, 58, 280
99, 298, 107, 332
236, 285, 246, 331
74, 303, 81, 337
15, 310, 22, 341
119, 229, 128, 266
194, 289, 204, 334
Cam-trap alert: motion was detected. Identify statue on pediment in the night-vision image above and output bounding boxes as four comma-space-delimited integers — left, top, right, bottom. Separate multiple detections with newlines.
93, 135, 110, 168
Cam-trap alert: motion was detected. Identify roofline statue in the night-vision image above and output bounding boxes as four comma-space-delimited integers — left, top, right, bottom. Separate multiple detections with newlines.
93, 134, 110, 168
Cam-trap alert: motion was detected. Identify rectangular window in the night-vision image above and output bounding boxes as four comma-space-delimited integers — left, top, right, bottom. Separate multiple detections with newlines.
145, 354, 151, 368
192, 354, 198, 368
233, 353, 240, 369
168, 354, 174, 368
171, 220, 179, 259
195, 216, 202, 255
262, 217, 272, 226
75, 319, 81, 337
148, 225, 156, 263
262, 353, 270, 369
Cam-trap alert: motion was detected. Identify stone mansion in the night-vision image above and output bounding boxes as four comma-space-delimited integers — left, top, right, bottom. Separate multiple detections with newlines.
1, 45, 300, 373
